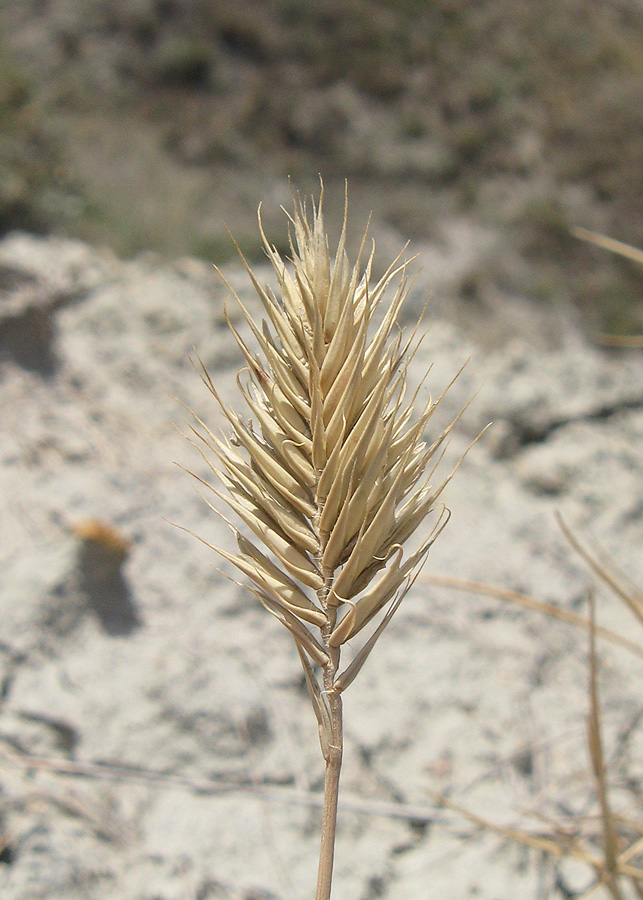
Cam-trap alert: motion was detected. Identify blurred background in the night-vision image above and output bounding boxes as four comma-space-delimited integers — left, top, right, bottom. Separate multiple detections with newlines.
1, 0, 642, 338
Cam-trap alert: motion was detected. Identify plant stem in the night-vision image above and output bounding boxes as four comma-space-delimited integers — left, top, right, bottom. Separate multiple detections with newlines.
315, 687, 343, 900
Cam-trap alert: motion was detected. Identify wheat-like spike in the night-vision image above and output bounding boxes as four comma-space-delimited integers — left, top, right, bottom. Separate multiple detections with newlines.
186, 186, 466, 900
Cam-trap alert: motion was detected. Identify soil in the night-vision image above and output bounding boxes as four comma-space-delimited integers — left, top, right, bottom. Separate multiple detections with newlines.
0, 225, 641, 899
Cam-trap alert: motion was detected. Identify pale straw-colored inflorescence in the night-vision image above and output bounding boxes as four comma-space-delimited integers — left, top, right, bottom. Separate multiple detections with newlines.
187, 188, 464, 746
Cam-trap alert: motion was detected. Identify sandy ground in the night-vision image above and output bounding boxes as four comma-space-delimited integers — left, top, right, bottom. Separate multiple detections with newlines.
0, 223, 642, 900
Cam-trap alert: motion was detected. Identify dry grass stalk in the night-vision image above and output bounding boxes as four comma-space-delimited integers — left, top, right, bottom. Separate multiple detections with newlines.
423, 519, 643, 898
422, 573, 643, 661
183, 186, 465, 899
571, 227, 643, 347
571, 228, 643, 268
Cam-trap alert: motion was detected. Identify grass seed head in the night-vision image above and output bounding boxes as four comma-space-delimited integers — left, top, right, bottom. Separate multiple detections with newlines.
189, 186, 463, 688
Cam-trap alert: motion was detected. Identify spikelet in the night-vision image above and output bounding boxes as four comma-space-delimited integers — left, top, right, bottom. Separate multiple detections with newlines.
187, 186, 464, 705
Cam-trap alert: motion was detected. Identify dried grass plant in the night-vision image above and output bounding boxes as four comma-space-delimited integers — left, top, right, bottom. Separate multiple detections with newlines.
424, 519, 643, 898
420, 228, 643, 898
183, 186, 467, 899
571, 228, 643, 348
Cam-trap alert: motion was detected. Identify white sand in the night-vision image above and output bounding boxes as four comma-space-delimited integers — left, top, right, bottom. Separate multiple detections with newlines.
0, 231, 641, 900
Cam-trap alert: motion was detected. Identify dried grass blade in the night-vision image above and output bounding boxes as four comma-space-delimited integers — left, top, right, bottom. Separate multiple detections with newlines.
247, 585, 330, 667
212, 540, 321, 626
423, 787, 599, 867
328, 478, 399, 604
557, 514, 643, 628
323, 185, 351, 339
321, 464, 358, 573
240, 381, 316, 487
323, 323, 368, 447
333, 589, 406, 692
228, 257, 309, 385
421, 575, 643, 660
268, 384, 313, 452
572, 227, 643, 266
204, 443, 319, 555
316, 374, 388, 515
296, 645, 332, 760
320, 278, 357, 395
329, 547, 405, 646
261, 339, 311, 418
341, 510, 449, 644
212, 485, 323, 589
236, 535, 326, 626
226, 411, 315, 514
587, 590, 623, 900
620, 836, 643, 866
351, 506, 450, 600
